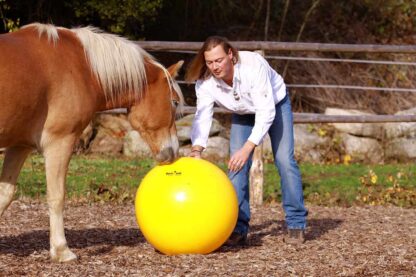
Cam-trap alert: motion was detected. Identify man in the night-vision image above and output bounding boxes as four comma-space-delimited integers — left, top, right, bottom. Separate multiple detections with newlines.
185, 36, 308, 246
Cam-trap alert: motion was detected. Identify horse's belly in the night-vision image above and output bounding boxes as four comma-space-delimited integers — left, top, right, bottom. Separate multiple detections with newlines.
0, 119, 39, 148
0, 92, 46, 148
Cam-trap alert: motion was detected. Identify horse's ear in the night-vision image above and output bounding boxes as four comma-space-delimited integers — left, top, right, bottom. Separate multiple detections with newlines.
166, 60, 184, 78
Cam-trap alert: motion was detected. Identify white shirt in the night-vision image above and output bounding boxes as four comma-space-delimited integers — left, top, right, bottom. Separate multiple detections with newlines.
191, 51, 287, 147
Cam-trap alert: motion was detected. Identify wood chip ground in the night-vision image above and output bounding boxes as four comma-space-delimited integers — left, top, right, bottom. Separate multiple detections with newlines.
1, 201, 415, 276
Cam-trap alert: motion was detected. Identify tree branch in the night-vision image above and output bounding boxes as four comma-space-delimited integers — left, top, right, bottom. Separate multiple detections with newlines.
264, 0, 271, 40
278, 0, 291, 41
283, 0, 321, 77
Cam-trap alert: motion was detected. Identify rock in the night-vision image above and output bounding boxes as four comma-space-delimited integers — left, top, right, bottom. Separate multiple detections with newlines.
88, 114, 132, 154
385, 137, 416, 161
261, 125, 329, 163
94, 114, 132, 134
179, 137, 229, 162
325, 108, 383, 139
89, 128, 123, 154
205, 136, 229, 159
175, 114, 225, 145
78, 107, 416, 164
384, 107, 416, 139
176, 125, 192, 145
123, 130, 152, 157
341, 133, 383, 163
76, 122, 94, 152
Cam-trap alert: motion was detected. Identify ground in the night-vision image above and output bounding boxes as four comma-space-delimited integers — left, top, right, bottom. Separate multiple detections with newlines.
0, 201, 415, 276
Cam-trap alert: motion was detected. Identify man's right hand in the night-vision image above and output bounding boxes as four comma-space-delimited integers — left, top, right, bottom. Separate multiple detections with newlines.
188, 150, 202, 158
188, 146, 204, 158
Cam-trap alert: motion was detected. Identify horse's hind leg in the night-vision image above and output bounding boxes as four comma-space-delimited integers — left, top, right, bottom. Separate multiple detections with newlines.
0, 146, 32, 216
43, 135, 78, 262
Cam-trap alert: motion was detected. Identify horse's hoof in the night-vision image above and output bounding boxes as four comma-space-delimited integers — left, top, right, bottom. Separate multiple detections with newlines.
51, 247, 78, 263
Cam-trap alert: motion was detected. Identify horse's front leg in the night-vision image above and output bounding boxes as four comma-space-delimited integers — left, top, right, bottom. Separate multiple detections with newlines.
43, 134, 78, 262
0, 146, 32, 216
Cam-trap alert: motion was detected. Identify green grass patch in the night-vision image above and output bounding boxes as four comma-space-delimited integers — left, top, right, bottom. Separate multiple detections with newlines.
1, 154, 415, 207
14, 154, 156, 202
264, 163, 415, 207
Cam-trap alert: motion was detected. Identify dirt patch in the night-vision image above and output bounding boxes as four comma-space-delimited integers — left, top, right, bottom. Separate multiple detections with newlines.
0, 201, 415, 276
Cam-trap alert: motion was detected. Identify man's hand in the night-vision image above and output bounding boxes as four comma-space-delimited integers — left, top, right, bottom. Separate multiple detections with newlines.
228, 141, 256, 172
188, 146, 204, 159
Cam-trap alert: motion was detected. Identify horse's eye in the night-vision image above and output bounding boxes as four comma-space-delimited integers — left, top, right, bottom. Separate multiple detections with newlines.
172, 100, 179, 108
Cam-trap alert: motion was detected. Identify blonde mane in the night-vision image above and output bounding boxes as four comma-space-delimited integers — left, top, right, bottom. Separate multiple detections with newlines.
22, 23, 62, 45
23, 23, 183, 108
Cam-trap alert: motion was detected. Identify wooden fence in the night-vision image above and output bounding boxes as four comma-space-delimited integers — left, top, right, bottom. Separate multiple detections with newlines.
136, 41, 416, 124
122, 41, 416, 205
136, 41, 416, 53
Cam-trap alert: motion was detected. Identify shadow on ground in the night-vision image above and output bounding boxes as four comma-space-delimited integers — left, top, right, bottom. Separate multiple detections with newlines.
0, 217, 343, 257
0, 228, 145, 257
219, 218, 343, 252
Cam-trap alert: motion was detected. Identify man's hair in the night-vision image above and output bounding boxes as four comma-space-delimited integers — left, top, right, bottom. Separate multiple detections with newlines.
185, 36, 239, 82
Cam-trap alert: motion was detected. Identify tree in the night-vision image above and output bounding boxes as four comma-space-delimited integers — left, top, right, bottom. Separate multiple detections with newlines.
0, 0, 165, 38
0, 0, 19, 32
71, 0, 164, 38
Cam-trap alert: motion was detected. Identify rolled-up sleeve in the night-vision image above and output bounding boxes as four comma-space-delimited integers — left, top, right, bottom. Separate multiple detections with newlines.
247, 59, 276, 145
191, 81, 215, 148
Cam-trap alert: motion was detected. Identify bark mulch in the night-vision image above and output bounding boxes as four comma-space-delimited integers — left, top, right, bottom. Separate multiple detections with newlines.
0, 201, 415, 276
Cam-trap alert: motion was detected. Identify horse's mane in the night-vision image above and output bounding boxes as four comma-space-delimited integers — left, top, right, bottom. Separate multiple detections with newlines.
22, 23, 183, 108
22, 23, 62, 45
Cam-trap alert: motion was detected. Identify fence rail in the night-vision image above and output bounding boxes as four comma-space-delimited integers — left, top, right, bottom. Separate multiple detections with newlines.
102, 108, 416, 123
176, 80, 416, 93
136, 41, 416, 53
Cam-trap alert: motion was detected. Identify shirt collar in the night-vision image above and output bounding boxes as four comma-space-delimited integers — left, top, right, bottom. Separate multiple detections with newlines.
214, 61, 241, 90
233, 61, 242, 84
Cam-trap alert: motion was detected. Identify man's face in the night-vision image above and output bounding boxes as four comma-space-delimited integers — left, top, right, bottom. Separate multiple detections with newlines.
204, 45, 234, 83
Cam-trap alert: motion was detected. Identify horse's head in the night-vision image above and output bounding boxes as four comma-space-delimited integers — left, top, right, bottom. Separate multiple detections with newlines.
128, 60, 184, 164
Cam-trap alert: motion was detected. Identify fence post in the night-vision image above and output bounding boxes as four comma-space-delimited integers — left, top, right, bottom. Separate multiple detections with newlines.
249, 50, 265, 206
249, 143, 264, 206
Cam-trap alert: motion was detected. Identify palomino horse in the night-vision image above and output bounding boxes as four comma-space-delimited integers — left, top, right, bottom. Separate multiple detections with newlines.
0, 23, 184, 262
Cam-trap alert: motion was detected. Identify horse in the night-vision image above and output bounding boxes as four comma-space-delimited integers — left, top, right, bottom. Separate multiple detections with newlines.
0, 23, 184, 262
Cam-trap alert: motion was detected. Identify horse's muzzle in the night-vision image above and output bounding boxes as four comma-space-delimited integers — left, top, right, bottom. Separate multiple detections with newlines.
155, 147, 177, 165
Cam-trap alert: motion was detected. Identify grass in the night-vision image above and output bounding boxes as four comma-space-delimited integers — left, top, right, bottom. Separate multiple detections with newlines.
264, 163, 415, 206
15, 154, 154, 201
1, 154, 415, 206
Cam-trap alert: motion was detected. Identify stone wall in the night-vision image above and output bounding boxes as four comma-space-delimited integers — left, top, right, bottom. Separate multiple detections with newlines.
76, 107, 416, 164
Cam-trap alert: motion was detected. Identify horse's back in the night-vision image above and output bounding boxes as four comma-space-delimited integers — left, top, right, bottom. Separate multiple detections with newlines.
0, 30, 47, 97
0, 27, 97, 148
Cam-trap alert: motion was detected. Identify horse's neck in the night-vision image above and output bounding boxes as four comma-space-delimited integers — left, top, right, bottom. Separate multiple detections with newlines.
97, 91, 138, 111
97, 60, 158, 111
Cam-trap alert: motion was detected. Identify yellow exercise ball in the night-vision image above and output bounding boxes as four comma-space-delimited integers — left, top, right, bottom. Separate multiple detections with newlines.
135, 157, 238, 255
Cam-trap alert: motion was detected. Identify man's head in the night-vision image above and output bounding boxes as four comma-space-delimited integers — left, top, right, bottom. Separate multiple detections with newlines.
185, 36, 238, 82
204, 43, 234, 84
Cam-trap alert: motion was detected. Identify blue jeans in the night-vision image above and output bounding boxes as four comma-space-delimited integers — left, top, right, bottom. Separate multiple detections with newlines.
228, 94, 308, 235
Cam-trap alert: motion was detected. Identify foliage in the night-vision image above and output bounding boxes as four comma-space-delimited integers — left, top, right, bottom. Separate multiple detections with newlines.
0, 0, 164, 37
264, 162, 415, 207
356, 169, 416, 207
362, 0, 416, 40
1, 0, 416, 41
0, 0, 19, 32
71, 0, 164, 37
143, 0, 267, 40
